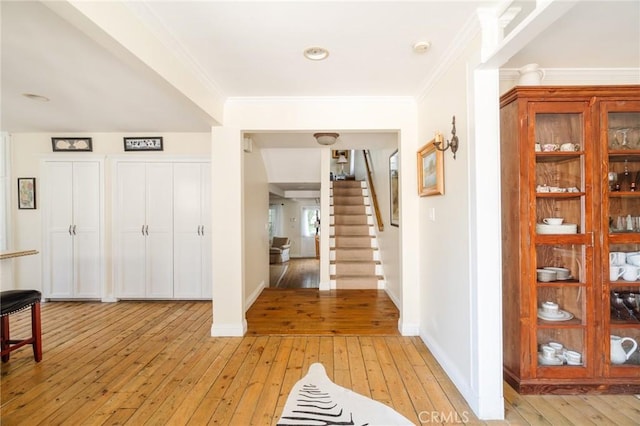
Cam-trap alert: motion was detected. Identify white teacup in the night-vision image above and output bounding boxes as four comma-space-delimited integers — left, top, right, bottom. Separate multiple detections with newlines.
542, 301, 559, 315
610, 265, 624, 281
622, 264, 640, 281
548, 342, 564, 355
541, 345, 556, 359
543, 218, 564, 225
542, 143, 558, 152
565, 350, 581, 365
610, 252, 627, 266
627, 254, 640, 266
534, 143, 541, 152
560, 143, 580, 151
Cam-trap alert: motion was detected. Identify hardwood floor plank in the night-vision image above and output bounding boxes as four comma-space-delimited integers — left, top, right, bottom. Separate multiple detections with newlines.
346, 336, 370, 398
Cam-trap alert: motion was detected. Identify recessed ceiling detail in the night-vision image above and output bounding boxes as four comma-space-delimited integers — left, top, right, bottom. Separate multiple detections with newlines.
303, 47, 329, 61
22, 93, 50, 102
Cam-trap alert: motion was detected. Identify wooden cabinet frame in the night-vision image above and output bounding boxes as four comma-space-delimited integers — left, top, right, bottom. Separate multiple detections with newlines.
500, 86, 640, 394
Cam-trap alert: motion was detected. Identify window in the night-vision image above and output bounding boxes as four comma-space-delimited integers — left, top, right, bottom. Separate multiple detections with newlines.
301, 206, 320, 237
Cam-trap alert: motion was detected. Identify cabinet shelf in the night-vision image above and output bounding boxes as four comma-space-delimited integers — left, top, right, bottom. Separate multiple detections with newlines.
535, 152, 583, 162
536, 192, 584, 198
608, 191, 640, 198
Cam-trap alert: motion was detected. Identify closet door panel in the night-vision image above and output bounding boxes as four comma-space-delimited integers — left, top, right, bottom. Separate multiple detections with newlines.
146, 233, 174, 298
48, 232, 73, 298
173, 233, 202, 299
118, 232, 146, 298
74, 230, 100, 297
45, 162, 73, 298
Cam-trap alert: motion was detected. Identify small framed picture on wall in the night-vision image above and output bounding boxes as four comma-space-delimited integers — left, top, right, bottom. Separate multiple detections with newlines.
18, 177, 36, 209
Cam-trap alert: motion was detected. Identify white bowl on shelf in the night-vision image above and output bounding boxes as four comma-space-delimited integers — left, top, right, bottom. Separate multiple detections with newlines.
536, 223, 578, 234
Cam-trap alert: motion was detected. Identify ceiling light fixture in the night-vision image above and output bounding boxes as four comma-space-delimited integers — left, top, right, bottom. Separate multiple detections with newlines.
412, 41, 431, 54
313, 132, 339, 146
22, 93, 50, 102
304, 47, 329, 61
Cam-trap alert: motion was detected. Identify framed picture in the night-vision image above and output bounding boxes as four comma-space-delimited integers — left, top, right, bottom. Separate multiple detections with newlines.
124, 137, 163, 151
389, 150, 399, 227
417, 139, 444, 196
332, 150, 349, 160
17, 178, 36, 209
52, 137, 92, 152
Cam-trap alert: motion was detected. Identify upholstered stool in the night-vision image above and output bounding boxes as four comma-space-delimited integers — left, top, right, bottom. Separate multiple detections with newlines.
0, 290, 42, 362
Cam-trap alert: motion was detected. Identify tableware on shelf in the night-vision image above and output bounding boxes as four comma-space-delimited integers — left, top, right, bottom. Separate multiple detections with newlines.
610, 252, 627, 265
535, 223, 578, 234
542, 301, 559, 315
621, 264, 640, 281
610, 265, 624, 281
543, 267, 570, 280
548, 342, 564, 356
541, 344, 556, 360
610, 335, 638, 365
537, 308, 573, 321
543, 217, 564, 225
537, 269, 557, 282
565, 350, 582, 365
538, 352, 563, 366
548, 186, 565, 193
542, 143, 558, 152
560, 143, 580, 151
627, 254, 640, 266
534, 143, 541, 152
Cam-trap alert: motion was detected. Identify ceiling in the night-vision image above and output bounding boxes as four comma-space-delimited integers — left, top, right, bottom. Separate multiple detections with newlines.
1, 1, 638, 158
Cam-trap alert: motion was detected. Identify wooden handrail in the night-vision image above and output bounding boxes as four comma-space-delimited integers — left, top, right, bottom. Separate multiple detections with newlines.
362, 150, 384, 231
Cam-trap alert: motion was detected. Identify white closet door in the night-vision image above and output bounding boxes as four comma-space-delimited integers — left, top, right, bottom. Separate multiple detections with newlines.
116, 163, 147, 298
47, 162, 74, 298
145, 163, 174, 298
72, 162, 101, 298
173, 163, 204, 298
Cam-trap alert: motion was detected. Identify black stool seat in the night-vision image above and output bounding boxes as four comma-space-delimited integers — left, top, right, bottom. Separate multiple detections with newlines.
1, 290, 42, 362
1, 290, 42, 316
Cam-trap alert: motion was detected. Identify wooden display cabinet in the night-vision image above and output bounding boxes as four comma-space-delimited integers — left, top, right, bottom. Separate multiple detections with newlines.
500, 86, 640, 394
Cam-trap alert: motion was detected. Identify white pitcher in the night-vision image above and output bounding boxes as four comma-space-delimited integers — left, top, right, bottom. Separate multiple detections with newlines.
610, 335, 638, 364
518, 63, 545, 86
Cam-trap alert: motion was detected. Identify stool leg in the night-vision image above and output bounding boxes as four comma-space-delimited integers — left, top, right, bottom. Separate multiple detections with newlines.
31, 303, 42, 362
1, 316, 10, 362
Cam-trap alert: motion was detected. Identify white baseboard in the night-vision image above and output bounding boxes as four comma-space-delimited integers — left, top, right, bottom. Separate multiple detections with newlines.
245, 280, 266, 311
211, 319, 247, 337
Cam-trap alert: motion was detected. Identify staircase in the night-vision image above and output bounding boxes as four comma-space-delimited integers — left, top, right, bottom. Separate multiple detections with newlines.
330, 180, 384, 289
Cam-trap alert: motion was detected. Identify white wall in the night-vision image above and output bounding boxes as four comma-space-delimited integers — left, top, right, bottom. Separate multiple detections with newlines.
419, 33, 503, 418
261, 148, 321, 184
7, 132, 210, 294
243, 142, 270, 307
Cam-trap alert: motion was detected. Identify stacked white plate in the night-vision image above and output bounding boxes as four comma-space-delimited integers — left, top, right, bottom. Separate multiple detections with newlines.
543, 267, 571, 280
536, 223, 578, 234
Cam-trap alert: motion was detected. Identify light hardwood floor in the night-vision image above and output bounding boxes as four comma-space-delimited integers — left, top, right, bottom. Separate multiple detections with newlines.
2, 297, 639, 425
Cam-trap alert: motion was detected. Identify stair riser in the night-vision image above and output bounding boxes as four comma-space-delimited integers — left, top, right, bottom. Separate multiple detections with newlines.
332, 216, 370, 225
332, 196, 366, 206
331, 188, 364, 197
331, 277, 382, 290
331, 249, 376, 261
332, 225, 372, 236
332, 238, 374, 248
332, 205, 366, 215
331, 264, 382, 275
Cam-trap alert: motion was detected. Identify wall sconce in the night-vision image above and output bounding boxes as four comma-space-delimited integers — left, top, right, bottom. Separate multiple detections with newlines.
434, 115, 459, 159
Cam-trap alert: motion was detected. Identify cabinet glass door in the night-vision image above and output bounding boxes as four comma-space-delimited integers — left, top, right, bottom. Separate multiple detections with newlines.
530, 102, 593, 375
602, 102, 640, 374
